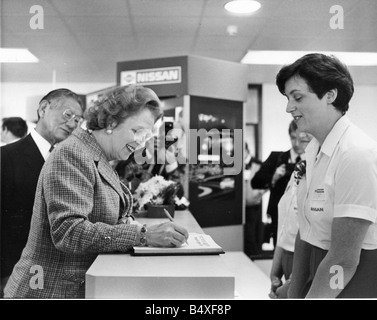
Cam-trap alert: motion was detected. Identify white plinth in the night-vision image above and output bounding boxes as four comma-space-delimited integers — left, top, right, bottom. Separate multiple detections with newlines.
86, 254, 235, 299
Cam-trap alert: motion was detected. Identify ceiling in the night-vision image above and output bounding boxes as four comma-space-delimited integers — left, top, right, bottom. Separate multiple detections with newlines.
1, 0, 377, 85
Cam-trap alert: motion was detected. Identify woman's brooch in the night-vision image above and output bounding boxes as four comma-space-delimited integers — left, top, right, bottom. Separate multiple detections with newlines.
293, 160, 306, 185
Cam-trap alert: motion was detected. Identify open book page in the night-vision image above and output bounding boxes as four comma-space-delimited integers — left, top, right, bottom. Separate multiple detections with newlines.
133, 232, 224, 256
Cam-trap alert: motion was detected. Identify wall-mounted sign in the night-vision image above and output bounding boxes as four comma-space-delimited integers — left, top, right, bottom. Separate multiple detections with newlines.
120, 66, 182, 86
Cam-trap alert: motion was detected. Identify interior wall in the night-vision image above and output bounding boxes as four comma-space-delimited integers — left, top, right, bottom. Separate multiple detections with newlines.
347, 86, 377, 141
1, 82, 114, 121
260, 84, 291, 161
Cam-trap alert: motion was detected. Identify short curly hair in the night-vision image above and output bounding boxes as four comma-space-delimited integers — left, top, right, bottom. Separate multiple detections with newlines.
276, 53, 354, 114
85, 85, 163, 131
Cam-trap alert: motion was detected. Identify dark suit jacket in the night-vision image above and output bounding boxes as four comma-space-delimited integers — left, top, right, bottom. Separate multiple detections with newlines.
251, 150, 295, 219
1, 134, 45, 278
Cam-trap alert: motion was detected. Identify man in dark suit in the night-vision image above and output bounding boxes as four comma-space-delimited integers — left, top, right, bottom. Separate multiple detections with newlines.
0, 88, 84, 294
1, 117, 28, 145
251, 120, 306, 248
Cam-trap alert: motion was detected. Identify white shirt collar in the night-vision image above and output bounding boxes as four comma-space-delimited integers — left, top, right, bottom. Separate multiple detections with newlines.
30, 128, 53, 161
306, 115, 351, 161
320, 115, 351, 157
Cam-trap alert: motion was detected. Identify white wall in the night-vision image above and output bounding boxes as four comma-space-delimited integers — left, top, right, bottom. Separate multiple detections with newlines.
348, 86, 377, 142
1, 82, 114, 121
261, 84, 291, 161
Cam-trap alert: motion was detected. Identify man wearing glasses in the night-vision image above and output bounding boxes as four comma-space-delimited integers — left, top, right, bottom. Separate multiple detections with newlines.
1, 88, 84, 296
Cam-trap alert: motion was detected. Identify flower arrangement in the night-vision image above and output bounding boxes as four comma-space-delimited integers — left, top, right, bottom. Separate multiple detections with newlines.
293, 160, 306, 185
132, 175, 181, 212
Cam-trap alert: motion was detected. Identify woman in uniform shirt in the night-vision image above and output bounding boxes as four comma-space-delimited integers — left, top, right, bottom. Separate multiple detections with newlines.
275, 53, 377, 298
269, 132, 312, 299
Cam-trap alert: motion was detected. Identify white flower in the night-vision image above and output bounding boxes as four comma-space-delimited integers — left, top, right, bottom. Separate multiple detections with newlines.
133, 175, 176, 211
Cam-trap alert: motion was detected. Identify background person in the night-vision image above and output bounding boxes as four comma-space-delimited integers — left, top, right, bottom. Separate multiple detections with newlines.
0, 88, 84, 297
4, 85, 189, 299
276, 53, 377, 298
251, 120, 307, 248
269, 132, 313, 299
0, 117, 28, 145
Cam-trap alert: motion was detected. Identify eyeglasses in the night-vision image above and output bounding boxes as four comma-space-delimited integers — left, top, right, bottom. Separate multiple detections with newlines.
62, 109, 83, 124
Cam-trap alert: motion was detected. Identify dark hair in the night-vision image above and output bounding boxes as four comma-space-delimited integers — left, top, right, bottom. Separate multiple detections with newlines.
288, 120, 298, 135
85, 85, 162, 131
276, 53, 354, 113
2, 117, 28, 138
38, 88, 84, 119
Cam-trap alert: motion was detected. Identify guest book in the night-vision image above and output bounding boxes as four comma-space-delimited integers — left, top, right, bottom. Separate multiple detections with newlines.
132, 232, 224, 256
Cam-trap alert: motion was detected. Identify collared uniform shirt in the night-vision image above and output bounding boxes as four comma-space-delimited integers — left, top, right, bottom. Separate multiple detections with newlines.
277, 174, 299, 252
297, 116, 377, 250
30, 128, 53, 161
277, 152, 306, 252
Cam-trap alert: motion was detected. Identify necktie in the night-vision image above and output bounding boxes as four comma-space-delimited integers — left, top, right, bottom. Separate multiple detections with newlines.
295, 155, 301, 163
49, 145, 55, 153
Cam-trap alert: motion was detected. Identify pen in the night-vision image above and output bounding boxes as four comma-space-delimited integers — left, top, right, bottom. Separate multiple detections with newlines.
164, 208, 188, 245
163, 208, 174, 222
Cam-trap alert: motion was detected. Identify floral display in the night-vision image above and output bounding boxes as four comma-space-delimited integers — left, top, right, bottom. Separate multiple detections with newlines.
132, 175, 181, 212
293, 160, 306, 185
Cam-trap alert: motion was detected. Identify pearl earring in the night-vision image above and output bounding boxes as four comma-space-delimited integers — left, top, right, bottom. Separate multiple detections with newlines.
106, 129, 113, 135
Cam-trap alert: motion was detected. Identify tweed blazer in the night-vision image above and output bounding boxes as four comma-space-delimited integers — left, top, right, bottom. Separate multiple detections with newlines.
4, 128, 138, 299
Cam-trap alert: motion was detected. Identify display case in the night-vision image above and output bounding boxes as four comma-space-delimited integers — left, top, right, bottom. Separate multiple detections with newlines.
115, 55, 248, 245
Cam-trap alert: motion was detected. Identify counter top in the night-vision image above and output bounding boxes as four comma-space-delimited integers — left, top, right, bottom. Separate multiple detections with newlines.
85, 210, 270, 299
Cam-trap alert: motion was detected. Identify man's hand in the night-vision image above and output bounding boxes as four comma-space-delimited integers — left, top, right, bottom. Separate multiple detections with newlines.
271, 164, 286, 187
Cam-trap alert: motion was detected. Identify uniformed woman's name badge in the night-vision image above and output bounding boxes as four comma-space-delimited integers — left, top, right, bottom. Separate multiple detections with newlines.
310, 188, 326, 213
313, 188, 326, 201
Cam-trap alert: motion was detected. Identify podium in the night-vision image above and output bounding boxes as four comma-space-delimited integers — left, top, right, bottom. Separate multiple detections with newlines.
86, 254, 235, 299
85, 211, 271, 299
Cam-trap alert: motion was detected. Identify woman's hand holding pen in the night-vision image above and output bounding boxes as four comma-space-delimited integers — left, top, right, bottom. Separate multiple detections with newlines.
146, 222, 189, 247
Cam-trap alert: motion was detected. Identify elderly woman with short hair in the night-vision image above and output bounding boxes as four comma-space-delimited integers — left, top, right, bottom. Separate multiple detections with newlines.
4, 85, 189, 299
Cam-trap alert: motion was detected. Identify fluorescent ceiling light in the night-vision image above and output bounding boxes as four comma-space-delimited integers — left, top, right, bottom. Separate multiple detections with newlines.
224, 0, 261, 15
0, 48, 39, 63
241, 50, 377, 66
